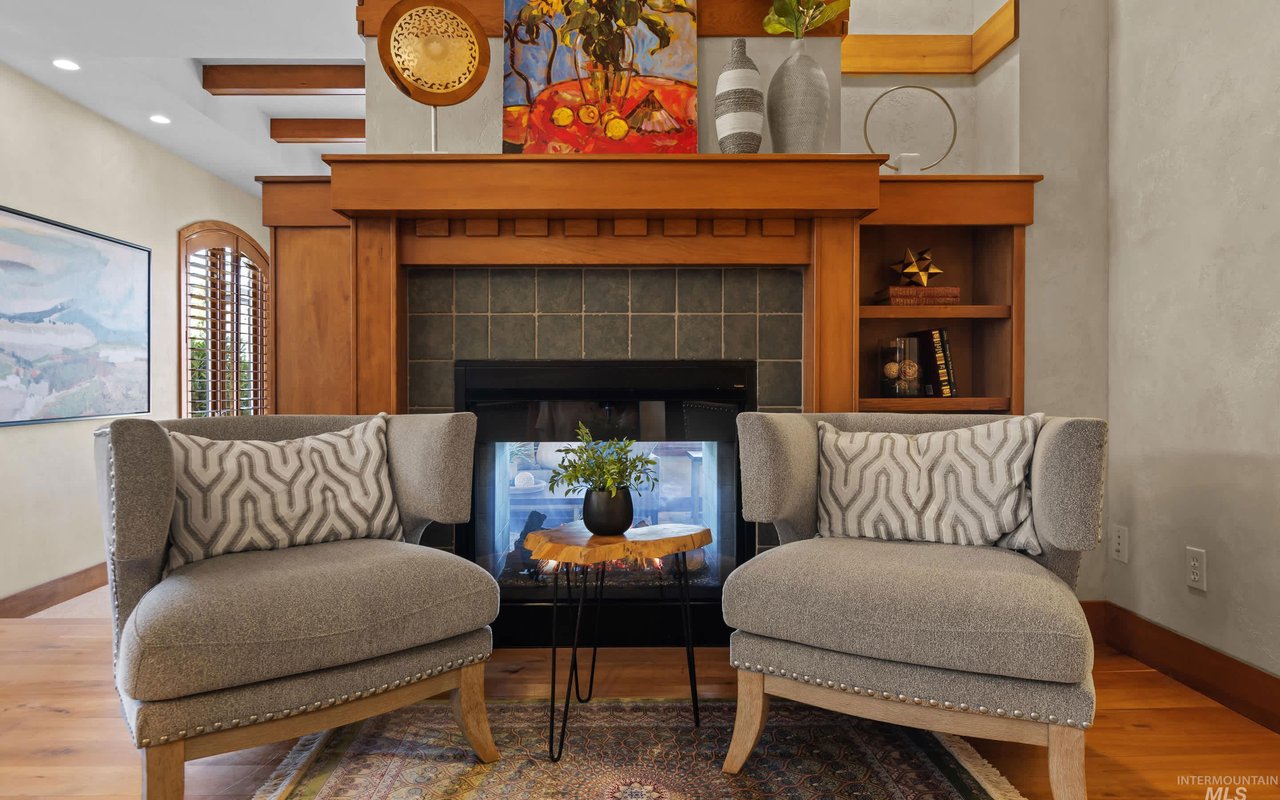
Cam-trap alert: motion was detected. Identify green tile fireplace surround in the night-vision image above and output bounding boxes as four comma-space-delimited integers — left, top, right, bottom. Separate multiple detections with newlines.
406, 267, 804, 412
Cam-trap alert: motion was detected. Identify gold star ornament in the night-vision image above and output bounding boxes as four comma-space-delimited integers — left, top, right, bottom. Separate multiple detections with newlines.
892, 248, 943, 287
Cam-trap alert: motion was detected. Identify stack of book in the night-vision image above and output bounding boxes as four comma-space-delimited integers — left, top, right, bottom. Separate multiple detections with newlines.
874, 286, 961, 306
912, 328, 957, 398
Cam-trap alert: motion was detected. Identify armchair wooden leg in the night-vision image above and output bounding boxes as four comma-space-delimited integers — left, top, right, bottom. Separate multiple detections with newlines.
723, 670, 769, 774
1047, 725, 1086, 800
141, 740, 185, 800
451, 663, 500, 763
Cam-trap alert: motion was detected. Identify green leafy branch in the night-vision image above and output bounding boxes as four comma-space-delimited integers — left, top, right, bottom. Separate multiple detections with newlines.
763, 0, 850, 39
516, 0, 695, 69
547, 422, 659, 497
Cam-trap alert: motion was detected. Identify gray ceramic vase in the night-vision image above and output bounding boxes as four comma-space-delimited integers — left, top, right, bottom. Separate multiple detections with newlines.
714, 38, 765, 154
767, 38, 830, 153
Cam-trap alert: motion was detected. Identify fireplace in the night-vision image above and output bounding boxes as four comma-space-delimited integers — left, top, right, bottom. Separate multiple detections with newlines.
455, 360, 755, 646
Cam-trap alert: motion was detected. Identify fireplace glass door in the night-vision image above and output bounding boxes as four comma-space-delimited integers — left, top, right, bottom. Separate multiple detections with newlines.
474, 402, 737, 600
455, 361, 754, 645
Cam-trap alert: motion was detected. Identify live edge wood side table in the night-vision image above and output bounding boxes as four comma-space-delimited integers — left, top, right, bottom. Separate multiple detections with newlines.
523, 522, 713, 761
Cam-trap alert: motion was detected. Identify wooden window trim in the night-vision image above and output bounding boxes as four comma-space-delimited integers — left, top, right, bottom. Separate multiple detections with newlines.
179, 222, 274, 417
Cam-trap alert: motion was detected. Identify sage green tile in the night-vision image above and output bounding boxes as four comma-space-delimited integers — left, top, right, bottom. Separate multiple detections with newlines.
677, 314, 723, 359
585, 314, 629, 359
630, 314, 675, 359
758, 314, 803, 360
678, 269, 723, 312
408, 314, 453, 360
455, 315, 489, 360
491, 269, 535, 313
631, 269, 676, 312
538, 314, 583, 359
490, 314, 535, 358
538, 269, 583, 313
407, 270, 452, 313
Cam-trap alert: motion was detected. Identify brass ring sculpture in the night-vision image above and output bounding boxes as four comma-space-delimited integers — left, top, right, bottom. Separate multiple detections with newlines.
863, 85, 958, 172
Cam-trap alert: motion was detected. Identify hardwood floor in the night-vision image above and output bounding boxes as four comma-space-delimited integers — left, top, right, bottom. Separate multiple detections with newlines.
1, 588, 1276, 800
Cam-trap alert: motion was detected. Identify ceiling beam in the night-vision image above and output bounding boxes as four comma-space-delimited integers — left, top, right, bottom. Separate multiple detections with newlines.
355, 0, 845, 39
202, 65, 365, 96
271, 118, 367, 144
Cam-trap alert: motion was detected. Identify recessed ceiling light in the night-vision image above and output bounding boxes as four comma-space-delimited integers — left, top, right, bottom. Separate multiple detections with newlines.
149, 114, 171, 125
52, 58, 80, 71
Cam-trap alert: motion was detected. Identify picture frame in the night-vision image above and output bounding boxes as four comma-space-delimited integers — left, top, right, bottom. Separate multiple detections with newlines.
0, 205, 151, 428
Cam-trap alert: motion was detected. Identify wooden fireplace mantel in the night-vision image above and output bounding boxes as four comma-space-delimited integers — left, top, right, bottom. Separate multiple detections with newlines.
261, 159, 1038, 418
321, 154, 888, 218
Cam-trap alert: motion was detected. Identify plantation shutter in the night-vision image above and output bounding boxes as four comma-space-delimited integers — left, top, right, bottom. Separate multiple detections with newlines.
179, 224, 272, 417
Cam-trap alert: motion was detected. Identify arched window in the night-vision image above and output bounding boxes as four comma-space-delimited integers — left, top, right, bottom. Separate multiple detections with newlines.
179, 222, 272, 417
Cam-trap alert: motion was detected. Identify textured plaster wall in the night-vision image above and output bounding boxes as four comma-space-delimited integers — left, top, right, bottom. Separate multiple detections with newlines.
365, 37, 504, 154
1016, 0, 1111, 598
973, 45, 1019, 173
1106, 0, 1280, 674
0, 64, 265, 599
849, 0, 972, 35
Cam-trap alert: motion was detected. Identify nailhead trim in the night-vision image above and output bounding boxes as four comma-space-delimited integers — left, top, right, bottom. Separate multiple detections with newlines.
102, 435, 138, 744
137, 652, 491, 747
733, 662, 1092, 729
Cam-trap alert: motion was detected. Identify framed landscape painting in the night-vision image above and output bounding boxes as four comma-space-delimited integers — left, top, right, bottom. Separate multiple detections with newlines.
0, 206, 150, 427
503, 0, 698, 154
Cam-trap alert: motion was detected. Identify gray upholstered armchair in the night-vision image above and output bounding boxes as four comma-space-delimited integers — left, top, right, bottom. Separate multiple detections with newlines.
94, 414, 499, 799
722, 413, 1106, 800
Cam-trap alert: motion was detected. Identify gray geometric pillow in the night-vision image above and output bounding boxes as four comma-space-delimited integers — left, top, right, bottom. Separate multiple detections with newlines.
816, 415, 1044, 554
166, 414, 404, 571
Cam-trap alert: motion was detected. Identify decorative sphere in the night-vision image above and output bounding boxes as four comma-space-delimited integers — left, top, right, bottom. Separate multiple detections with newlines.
514, 471, 536, 488
883, 361, 901, 379
900, 359, 920, 380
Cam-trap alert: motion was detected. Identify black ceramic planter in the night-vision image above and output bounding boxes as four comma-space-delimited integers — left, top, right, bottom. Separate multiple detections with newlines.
582, 489, 634, 536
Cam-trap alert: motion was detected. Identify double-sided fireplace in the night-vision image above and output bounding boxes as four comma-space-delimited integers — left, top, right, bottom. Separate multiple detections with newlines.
454, 360, 755, 646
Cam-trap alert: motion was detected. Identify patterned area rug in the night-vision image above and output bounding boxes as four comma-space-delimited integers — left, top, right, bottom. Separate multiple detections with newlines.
254, 699, 1027, 800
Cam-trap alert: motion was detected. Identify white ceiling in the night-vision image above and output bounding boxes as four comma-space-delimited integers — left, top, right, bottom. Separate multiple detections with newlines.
0, 0, 369, 195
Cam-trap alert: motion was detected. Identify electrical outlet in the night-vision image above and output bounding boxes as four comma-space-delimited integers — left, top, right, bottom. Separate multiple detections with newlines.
1186, 547, 1207, 591
1111, 524, 1129, 563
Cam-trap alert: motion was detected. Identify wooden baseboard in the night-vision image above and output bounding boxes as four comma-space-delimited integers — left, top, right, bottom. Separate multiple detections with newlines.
1083, 599, 1279, 733
0, 563, 107, 618
1079, 600, 1108, 644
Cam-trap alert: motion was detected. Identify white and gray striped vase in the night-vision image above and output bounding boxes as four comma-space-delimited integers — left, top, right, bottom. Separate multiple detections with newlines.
767, 37, 830, 153
714, 38, 764, 154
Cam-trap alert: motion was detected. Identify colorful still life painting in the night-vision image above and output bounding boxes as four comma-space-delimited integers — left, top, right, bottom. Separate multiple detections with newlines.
0, 207, 150, 426
503, 0, 698, 154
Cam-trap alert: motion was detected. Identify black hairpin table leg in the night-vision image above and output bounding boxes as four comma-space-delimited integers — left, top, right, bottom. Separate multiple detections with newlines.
675, 551, 701, 726
573, 565, 606, 703
548, 562, 606, 762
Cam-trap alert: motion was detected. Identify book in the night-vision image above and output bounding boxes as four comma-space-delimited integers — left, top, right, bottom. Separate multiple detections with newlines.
912, 328, 956, 398
874, 286, 961, 306
939, 329, 957, 396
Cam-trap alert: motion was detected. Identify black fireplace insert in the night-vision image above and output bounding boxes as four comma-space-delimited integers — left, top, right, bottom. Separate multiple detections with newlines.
454, 360, 756, 646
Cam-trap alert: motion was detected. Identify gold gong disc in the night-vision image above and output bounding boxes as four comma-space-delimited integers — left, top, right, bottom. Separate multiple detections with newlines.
377, 0, 490, 107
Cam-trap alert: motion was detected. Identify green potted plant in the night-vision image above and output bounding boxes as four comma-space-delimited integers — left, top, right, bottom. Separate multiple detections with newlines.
548, 422, 658, 536
761, 0, 849, 152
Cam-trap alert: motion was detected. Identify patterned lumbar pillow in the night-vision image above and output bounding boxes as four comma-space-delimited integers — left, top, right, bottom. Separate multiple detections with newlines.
817, 415, 1045, 553
166, 414, 404, 571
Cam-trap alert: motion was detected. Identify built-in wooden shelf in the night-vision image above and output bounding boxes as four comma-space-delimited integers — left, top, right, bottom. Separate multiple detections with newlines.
858, 397, 1012, 413
859, 305, 1011, 320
